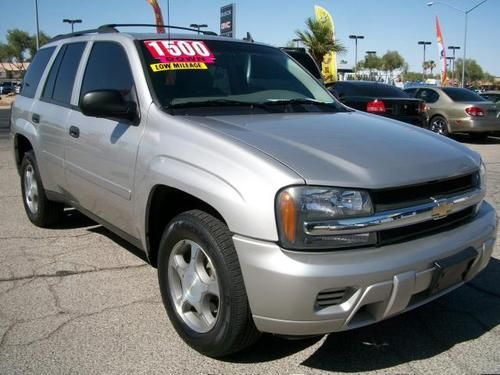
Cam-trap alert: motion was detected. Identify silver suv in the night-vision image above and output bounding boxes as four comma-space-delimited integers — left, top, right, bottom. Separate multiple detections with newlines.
10, 25, 497, 357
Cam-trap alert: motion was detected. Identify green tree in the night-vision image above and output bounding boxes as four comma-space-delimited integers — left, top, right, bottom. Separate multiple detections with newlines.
454, 58, 485, 84
28, 32, 51, 58
359, 53, 382, 80
381, 50, 405, 79
295, 17, 346, 66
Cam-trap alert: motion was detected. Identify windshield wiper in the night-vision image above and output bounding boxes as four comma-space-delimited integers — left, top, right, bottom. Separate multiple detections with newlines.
262, 98, 341, 111
165, 99, 277, 112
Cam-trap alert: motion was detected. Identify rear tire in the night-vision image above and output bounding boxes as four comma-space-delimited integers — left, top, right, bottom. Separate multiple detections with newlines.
20, 151, 64, 227
157, 209, 260, 357
429, 115, 450, 136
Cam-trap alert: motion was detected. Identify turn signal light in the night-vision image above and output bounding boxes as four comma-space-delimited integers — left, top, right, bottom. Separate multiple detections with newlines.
367, 100, 386, 113
278, 191, 296, 244
465, 106, 484, 117
418, 102, 427, 113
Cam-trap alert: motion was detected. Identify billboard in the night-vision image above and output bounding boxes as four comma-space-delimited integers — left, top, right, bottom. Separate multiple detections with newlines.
220, 4, 235, 37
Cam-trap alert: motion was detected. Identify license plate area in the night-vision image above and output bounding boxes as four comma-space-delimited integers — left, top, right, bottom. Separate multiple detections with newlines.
429, 247, 477, 295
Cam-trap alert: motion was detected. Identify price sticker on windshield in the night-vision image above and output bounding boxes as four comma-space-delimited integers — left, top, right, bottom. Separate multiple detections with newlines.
144, 40, 215, 71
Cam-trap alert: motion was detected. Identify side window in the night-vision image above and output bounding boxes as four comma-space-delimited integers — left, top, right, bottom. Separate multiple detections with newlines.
20, 47, 56, 98
404, 88, 417, 96
80, 42, 135, 101
42, 42, 86, 105
417, 89, 439, 103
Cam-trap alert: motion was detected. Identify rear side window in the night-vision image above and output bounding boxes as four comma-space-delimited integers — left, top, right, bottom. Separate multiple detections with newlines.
442, 88, 486, 102
80, 42, 134, 100
20, 47, 55, 98
42, 42, 86, 104
416, 89, 439, 103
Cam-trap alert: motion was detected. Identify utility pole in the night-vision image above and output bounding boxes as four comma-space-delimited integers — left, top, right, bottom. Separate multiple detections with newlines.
448, 45, 460, 85
349, 35, 365, 75
418, 41, 432, 80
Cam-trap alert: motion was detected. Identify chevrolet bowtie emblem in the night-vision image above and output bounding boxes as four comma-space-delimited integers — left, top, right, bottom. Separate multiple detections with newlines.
431, 199, 453, 220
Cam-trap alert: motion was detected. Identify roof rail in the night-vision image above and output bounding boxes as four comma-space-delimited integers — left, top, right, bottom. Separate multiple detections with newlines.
99, 24, 218, 36
49, 27, 118, 43
49, 23, 217, 43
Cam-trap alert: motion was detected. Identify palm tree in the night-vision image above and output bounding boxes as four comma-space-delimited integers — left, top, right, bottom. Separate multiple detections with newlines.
295, 17, 346, 66
428, 60, 436, 76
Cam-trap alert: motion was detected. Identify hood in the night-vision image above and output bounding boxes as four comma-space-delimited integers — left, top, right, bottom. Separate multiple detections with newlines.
188, 111, 480, 189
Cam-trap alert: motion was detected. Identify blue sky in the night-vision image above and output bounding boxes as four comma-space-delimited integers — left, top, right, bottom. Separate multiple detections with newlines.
1, 0, 498, 75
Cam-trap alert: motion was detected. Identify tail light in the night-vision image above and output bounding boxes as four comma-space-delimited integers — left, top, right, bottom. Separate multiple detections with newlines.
367, 100, 386, 113
465, 106, 484, 117
418, 102, 427, 113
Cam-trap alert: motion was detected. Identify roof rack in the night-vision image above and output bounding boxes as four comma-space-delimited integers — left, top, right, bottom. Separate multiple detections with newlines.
49, 23, 217, 43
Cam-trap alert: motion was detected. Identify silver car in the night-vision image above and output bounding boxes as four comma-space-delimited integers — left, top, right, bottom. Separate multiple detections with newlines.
404, 86, 499, 138
10, 25, 497, 357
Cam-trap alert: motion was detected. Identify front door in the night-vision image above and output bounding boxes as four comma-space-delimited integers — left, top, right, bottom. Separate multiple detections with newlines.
65, 41, 143, 236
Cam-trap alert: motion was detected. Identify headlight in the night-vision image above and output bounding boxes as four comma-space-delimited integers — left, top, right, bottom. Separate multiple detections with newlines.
479, 160, 487, 191
276, 186, 376, 250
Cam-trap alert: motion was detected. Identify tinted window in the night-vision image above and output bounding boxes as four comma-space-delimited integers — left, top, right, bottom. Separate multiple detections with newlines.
416, 89, 439, 103
443, 88, 486, 102
42, 46, 66, 100
332, 82, 409, 98
20, 47, 55, 98
52, 43, 86, 104
283, 50, 322, 79
80, 42, 134, 100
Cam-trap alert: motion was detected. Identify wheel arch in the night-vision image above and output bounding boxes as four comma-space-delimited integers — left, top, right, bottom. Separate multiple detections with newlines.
145, 184, 227, 267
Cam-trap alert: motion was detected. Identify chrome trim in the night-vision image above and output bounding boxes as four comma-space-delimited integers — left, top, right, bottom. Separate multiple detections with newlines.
304, 188, 484, 236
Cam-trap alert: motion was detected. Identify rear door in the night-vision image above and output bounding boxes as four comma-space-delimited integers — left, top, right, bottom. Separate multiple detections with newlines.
65, 41, 143, 235
32, 42, 86, 193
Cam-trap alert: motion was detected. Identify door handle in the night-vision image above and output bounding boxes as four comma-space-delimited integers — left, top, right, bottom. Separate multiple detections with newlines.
32, 113, 40, 124
69, 126, 80, 138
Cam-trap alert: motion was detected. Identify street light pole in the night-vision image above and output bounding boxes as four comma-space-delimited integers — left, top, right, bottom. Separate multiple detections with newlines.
63, 19, 82, 33
189, 23, 208, 34
427, 0, 488, 88
349, 35, 364, 74
418, 41, 431, 80
292, 38, 301, 48
34, 0, 40, 51
448, 46, 460, 84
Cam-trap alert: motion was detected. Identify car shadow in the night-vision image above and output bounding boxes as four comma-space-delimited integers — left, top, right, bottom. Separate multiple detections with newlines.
50, 209, 150, 263
452, 134, 500, 145
227, 258, 500, 371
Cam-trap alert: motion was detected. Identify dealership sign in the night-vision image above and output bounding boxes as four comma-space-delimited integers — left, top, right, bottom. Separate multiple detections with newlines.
220, 3, 235, 37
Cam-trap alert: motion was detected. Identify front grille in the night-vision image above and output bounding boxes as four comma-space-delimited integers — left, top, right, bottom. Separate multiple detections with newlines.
371, 172, 479, 211
378, 206, 476, 246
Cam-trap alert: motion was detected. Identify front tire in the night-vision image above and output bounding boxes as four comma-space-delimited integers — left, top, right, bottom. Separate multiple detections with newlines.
429, 115, 450, 136
20, 151, 64, 227
157, 210, 260, 357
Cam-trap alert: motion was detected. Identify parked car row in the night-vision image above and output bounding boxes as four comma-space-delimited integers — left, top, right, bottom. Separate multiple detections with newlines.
0, 81, 21, 95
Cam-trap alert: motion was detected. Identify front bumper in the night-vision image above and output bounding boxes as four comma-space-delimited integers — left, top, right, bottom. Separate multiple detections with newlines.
234, 201, 497, 336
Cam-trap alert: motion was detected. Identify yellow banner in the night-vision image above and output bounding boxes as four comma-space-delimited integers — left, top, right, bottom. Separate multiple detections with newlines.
314, 5, 337, 83
150, 62, 208, 72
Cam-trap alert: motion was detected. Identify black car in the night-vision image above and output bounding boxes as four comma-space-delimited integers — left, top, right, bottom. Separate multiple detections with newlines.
0, 81, 16, 95
329, 81, 427, 127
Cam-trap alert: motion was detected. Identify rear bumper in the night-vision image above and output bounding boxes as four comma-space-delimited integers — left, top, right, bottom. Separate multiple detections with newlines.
450, 116, 500, 133
234, 201, 497, 336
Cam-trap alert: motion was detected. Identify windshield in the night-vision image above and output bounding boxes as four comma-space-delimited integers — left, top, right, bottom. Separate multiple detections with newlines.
140, 39, 343, 113
442, 87, 486, 102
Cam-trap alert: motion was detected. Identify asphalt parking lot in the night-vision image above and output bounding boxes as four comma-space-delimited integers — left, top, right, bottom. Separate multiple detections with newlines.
0, 107, 499, 374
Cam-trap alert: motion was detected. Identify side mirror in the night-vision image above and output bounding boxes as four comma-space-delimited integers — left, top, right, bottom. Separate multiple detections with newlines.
80, 90, 137, 123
